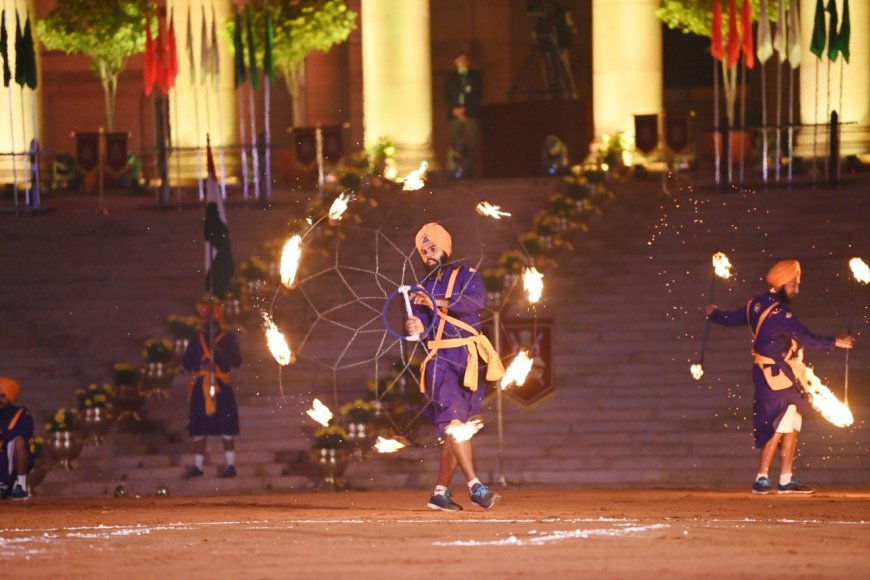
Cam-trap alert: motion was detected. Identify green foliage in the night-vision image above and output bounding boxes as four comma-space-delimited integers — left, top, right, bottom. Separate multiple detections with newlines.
142, 338, 173, 363
656, 0, 778, 37
113, 362, 139, 387
313, 425, 348, 449
340, 399, 377, 423
229, 0, 357, 89
167, 315, 201, 341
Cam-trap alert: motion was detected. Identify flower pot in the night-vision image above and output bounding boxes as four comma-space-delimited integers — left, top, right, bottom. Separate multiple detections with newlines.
114, 383, 147, 423
172, 338, 190, 364
347, 422, 371, 460
47, 431, 84, 470
141, 362, 176, 399
81, 407, 114, 445
310, 447, 349, 491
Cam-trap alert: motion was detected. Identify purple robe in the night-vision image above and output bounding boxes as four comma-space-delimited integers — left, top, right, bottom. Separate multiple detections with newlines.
711, 290, 835, 447
412, 263, 487, 437
0, 404, 34, 486
183, 331, 242, 437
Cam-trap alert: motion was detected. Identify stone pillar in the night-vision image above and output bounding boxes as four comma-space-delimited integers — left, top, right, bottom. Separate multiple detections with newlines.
797, 0, 870, 158
592, 0, 662, 143
361, 0, 432, 173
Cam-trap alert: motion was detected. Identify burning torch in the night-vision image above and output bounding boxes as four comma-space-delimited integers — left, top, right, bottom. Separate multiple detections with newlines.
692, 252, 733, 380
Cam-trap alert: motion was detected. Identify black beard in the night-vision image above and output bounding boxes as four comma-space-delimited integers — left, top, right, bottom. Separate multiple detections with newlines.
424, 256, 443, 273
777, 288, 792, 304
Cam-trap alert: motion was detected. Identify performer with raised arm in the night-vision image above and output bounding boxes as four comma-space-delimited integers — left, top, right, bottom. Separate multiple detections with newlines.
405, 223, 505, 511
706, 259, 854, 495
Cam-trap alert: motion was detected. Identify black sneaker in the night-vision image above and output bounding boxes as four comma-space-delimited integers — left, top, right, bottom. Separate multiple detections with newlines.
222, 465, 237, 478
751, 476, 774, 495
777, 480, 815, 495
9, 484, 29, 500
186, 466, 204, 478
427, 490, 463, 512
469, 482, 499, 509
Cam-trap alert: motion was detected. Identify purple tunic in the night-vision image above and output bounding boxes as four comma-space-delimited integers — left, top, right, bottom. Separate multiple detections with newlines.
710, 290, 836, 447
412, 263, 487, 437
183, 331, 242, 437
0, 404, 35, 485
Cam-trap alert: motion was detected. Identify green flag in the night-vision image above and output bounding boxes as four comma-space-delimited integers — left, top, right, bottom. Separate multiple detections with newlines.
13, 10, 23, 87
825, 0, 838, 62
1, 10, 10, 87
263, 13, 274, 81
22, 14, 36, 89
233, 7, 246, 88
809, 0, 826, 58
837, 0, 850, 63
244, 5, 258, 90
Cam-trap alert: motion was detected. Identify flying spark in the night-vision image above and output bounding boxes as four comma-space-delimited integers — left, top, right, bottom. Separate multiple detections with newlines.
373, 436, 406, 454
849, 258, 870, 284
262, 313, 294, 366
445, 419, 483, 442
712, 252, 733, 279
475, 201, 512, 220
279, 235, 303, 289
328, 191, 353, 223
523, 267, 544, 304
789, 351, 853, 427
306, 398, 333, 427
402, 161, 428, 191
690, 364, 704, 380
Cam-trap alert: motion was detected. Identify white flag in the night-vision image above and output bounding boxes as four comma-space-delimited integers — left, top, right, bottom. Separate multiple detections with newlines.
756, 0, 774, 64
787, 0, 802, 68
773, 0, 788, 62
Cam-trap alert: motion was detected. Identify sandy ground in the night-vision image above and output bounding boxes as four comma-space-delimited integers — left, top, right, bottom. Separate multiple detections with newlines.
2, 488, 869, 579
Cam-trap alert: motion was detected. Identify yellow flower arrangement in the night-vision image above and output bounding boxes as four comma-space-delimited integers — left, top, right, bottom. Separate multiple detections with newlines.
76, 383, 114, 410
45, 407, 79, 432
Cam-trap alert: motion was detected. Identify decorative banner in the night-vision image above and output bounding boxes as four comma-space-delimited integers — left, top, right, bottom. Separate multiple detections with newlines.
499, 317, 552, 406
75, 132, 100, 173
665, 116, 690, 153
293, 127, 317, 167
634, 114, 658, 154
321, 125, 344, 162
104, 132, 130, 174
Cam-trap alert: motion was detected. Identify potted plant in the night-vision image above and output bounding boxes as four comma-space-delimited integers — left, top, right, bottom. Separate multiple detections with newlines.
167, 314, 200, 361
141, 338, 175, 398
76, 383, 115, 445
45, 408, 83, 470
340, 399, 377, 454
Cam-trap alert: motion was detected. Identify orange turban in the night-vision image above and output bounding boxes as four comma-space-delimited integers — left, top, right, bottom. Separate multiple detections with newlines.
0, 377, 21, 402
766, 259, 801, 288
415, 223, 452, 258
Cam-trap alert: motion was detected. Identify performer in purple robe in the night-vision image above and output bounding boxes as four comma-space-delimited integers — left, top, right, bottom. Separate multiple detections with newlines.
182, 303, 242, 478
0, 377, 34, 500
706, 259, 854, 495
405, 223, 504, 511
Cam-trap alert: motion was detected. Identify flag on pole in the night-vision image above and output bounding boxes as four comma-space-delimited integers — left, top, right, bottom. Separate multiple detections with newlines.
233, 7, 246, 87
809, 0, 826, 58
13, 10, 23, 87
756, 0, 773, 64
244, 5, 259, 90
740, 0, 754, 69
154, 12, 168, 93
787, 0, 801, 68
711, 0, 724, 61
187, 5, 198, 84
773, 0, 788, 62
825, 0, 839, 62
726, 0, 740, 67
264, 13, 274, 81
836, 0, 850, 63
199, 5, 208, 86
209, 3, 220, 90
204, 137, 235, 299
1, 10, 11, 87
166, 9, 179, 90
144, 11, 156, 95
20, 13, 36, 89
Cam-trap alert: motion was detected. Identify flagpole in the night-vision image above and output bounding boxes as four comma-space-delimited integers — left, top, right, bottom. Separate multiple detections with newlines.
760, 62, 768, 183
713, 59, 720, 186
210, 2, 227, 200
787, 65, 794, 183
7, 84, 17, 209
236, 86, 248, 201
264, 74, 271, 203
29, 88, 39, 210
247, 82, 260, 201
738, 59, 745, 187
774, 58, 782, 182
19, 86, 29, 206
812, 60, 819, 184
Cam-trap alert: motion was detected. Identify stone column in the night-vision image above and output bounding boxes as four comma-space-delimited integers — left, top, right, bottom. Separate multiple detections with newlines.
361, 0, 432, 173
592, 0, 662, 144
797, 0, 870, 158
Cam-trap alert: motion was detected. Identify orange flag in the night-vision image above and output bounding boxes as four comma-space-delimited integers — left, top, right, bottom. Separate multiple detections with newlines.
711, 0, 724, 61
741, 0, 754, 69
144, 12, 156, 95
726, 0, 741, 67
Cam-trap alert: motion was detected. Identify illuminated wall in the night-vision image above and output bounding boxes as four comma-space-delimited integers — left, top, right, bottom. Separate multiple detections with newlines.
361, 0, 432, 172
592, 0, 662, 141
0, 0, 39, 184
798, 0, 869, 156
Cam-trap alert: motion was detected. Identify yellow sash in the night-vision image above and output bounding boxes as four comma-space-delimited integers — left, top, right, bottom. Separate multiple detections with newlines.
0, 407, 25, 451
186, 333, 230, 416
418, 268, 505, 393
749, 301, 798, 391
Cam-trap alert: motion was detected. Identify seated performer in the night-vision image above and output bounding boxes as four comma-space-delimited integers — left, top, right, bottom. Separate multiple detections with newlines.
0, 377, 34, 500
183, 302, 242, 478
706, 259, 854, 495
405, 223, 505, 511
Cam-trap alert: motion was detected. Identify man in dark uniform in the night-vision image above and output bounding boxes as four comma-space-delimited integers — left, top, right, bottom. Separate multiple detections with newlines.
183, 303, 242, 478
405, 223, 504, 511
0, 377, 34, 500
706, 260, 854, 495
445, 53, 482, 179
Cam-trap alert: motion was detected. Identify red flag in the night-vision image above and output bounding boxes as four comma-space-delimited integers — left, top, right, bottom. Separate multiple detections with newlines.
741, 0, 754, 69
154, 14, 168, 94
166, 9, 179, 90
144, 12, 156, 95
711, 0, 724, 61
726, 0, 741, 67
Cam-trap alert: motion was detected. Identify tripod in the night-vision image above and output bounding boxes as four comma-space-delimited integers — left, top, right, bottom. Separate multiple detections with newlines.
509, 15, 577, 101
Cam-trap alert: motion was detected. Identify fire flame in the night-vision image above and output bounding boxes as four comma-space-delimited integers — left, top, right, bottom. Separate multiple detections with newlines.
475, 201, 512, 220
401, 161, 428, 191
788, 351, 853, 428
262, 313, 294, 366
328, 191, 353, 223
306, 398, 333, 427
374, 436, 406, 454
690, 363, 704, 380
444, 419, 483, 442
849, 257, 870, 284
280, 234, 303, 289
501, 349, 534, 390
712, 252, 733, 279
523, 267, 544, 304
